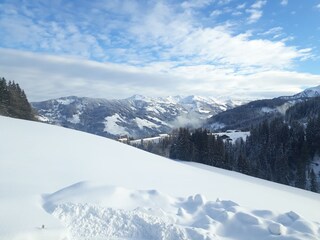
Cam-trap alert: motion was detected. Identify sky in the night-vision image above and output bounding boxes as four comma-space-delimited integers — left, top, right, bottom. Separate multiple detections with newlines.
0, 0, 320, 101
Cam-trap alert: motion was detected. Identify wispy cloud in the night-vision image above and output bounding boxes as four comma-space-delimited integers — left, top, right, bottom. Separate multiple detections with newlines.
252, 0, 267, 9
0, 0, 309, 69
236, 3, 246, 9
246, 0, 267, 23
280, 0, 288, 6
181, 0, 214, 9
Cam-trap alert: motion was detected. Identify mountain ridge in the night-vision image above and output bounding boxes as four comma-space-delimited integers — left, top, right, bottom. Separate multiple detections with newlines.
32, 95, 245, 138
207, 85, 320, 131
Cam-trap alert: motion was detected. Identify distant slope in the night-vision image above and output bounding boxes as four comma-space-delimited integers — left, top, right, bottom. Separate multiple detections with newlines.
285, 96, 320, 122
0, 116, 320, 240
207, 98, 292, 130
207, 85, 320, 131
32, 95, 243, 138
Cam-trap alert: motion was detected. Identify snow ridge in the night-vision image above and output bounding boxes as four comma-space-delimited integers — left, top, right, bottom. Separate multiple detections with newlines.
43, 183, 320, 240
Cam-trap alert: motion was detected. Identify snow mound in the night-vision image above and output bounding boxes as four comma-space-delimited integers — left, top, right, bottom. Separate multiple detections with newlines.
43, 182, 320, 240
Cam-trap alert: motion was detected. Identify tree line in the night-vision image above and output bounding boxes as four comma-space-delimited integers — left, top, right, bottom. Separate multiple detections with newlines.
0, 77, 35, 120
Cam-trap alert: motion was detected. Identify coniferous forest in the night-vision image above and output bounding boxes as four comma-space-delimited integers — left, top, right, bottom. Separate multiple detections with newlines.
0, 77, 35, 120
136, 100, 320, 193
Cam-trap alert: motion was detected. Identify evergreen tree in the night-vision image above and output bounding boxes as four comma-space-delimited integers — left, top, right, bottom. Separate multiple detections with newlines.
306, 115, 320, 156
237, 153, 249, 175
0, 77, 35, 120
169, 128, 192, 161
310, 169, 318, 193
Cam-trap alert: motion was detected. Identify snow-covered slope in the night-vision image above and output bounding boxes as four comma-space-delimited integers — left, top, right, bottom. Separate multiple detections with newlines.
1, 116, 320, 240
32, 95, 243, 138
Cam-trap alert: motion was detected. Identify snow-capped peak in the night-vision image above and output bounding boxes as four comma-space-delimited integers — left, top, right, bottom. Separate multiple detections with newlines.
282, 85, 320, 100
296, 85, 320, 98
126, 94, 152, 102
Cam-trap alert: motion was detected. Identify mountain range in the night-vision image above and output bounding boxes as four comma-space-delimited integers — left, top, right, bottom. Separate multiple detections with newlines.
32, 95, 244, 138
32, 85, 320, 138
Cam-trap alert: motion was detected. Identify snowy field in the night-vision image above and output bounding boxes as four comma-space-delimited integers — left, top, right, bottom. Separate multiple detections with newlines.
0, 116, 320, 240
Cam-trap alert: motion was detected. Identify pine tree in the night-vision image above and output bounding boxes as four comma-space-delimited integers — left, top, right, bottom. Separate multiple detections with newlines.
0, 77, 35, 120
310, 169, 318, 193
237, 154, 249, 175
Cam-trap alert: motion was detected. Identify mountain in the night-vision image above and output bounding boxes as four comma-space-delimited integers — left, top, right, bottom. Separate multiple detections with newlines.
1, 116, 319, 240
282, 85, 320, 100
32, 95, 244, 138
207, 85, 320, 131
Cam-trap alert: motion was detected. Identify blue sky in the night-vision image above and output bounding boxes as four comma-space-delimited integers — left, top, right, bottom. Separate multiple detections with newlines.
0, 0, 319, 101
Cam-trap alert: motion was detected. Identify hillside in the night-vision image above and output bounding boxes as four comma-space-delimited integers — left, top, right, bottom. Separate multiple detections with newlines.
0, 116, 319, 240
207, 85, 320, 131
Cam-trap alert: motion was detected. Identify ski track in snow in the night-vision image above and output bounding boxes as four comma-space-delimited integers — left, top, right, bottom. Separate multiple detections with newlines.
43, 183, 320, 240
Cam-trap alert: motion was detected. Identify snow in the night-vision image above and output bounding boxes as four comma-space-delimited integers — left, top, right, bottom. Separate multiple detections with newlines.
146, 105, 167, 114
43, 183, 320, 240
147, 116, 171, 127
56, 98, 75, 105
103, 113, 129, 136
67, 113, 81, 124
1, 116, 320, 240
127, 94, 152, 102
135, 117, 159, 129
299, 85, 320, 98
197, 108, 211, 114
130, 134, 169, 145
36, 114, 49, 122
214, 130, 250, 143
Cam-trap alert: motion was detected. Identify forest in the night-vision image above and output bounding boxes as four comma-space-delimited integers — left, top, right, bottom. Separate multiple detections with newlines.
136, 99, 320, 193
0, 77, 35, 120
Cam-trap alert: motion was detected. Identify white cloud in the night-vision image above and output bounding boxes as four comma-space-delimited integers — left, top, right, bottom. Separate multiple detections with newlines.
165, 26, 308, 70
259, 27, 290, 40
247, 9, 263, 23
251, 0, 267, 9
316, 3, 320, 9
246, 0, 267, 23
237, 3, 246, 9
210, 10, 223, 17
280, 0, 288, 6
0, 0, 310, 70
1, 49, 319, 101
261, 27, 283, 36
181, 0, 213, 9
217, 0, 232, 5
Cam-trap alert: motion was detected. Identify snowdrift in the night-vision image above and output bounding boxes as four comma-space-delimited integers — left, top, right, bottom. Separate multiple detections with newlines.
0, 116, 319, 240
